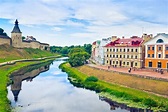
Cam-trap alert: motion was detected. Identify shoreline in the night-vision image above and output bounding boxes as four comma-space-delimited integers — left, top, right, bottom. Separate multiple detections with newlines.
59, 62, 168, 111
0, 56, 59, 112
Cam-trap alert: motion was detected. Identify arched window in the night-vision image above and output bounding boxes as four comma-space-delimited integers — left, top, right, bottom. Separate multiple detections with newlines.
156, 39, 164, 43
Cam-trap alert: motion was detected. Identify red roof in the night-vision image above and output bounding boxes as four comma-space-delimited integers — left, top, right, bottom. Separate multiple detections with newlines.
92, 41, 96, 45
105, 36, 143, 47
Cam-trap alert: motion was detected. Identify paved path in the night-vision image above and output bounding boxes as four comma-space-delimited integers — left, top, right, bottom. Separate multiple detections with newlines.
88, 64, 168, 80
0, 56, 60, 67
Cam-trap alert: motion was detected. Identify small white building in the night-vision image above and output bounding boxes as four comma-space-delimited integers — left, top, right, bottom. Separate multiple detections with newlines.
92, 37, 111, 65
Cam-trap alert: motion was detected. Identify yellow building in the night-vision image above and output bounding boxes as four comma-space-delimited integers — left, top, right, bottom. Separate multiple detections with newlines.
144, 33, 168, 70
104, 34, 152, 68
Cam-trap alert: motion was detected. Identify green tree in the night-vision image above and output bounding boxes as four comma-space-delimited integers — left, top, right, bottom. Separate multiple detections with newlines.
22, 36, 26, 40
0, 28, 7, 36
68, 48, 90, 67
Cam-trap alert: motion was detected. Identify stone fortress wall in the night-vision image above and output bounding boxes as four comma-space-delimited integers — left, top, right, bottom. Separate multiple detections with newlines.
0, 20, 50, 51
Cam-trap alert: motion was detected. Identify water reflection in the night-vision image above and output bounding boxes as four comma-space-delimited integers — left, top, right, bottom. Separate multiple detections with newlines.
7, 58, 150, 112
9, 61, 52, 102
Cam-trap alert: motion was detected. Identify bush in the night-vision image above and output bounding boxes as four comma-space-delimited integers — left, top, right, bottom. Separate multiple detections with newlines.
143, 98, 158, 108
85, 76, 98, 82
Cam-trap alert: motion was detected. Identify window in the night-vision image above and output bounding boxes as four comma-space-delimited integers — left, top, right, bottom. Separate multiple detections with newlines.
131, 49, 133, 52
148, 62, 152, 67
158, 47, 161, 50
113, 49, 115, 52
152, 54, 154, 58
120, 49, 122, 52
107, 49, 109, 52
110, 55, 112, 57
158, 54, 161, 58
110, 49, 112, 52
107, 55, 108, 57
116, 49, 118, 52
120, 55, 122, 58
148, 47, 150, 50
107, 60, 108, 63
123, 62, 125, 65
152, 47, 154, 50
123, 49, 125, 52
131, 55, 133, 58
166, 54, 168, 58
135, 56, 137, 59
113, 61, 115, 64
127, 62, 129, 65
166, 47, 168, 50
135, 63, 137, 66
127, 55, 129, 58
113, 55, 115, 58
148, 54, 150, 58
123, 55, 125, 58
116, 61, 118, 64
116, 55, 118, 58
135, 49, 138, 52
156, 39, 164, 43
127, 49, 129, 52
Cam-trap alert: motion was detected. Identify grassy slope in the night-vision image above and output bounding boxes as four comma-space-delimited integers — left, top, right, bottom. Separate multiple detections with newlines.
0, 44, 58, 63
77, 65, 168, 96
60, 63, 168, 111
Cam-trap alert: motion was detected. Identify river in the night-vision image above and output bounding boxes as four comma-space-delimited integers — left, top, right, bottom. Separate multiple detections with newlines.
7, 58, 148, 112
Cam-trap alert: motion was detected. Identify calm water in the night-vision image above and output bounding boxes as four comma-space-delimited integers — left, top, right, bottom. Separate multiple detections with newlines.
7, 58, 147, 112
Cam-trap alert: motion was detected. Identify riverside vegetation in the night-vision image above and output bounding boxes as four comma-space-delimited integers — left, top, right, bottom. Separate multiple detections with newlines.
59, 62, 168, 111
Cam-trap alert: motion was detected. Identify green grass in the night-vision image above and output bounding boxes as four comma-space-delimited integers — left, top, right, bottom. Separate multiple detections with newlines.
0, 44, 58, 63
59, 62, 168, 111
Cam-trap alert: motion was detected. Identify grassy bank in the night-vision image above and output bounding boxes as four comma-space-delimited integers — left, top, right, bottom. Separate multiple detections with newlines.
0, 58, 56, 112
0, 44, 58, 63
59, 62, 168, 111
77, 65, 168, 97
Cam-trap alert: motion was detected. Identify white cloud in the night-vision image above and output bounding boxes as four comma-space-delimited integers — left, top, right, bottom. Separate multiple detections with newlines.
52, 27, 63, 32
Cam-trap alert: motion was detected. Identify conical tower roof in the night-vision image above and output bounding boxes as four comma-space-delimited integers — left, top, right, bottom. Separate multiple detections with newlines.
11, 19, 22, 33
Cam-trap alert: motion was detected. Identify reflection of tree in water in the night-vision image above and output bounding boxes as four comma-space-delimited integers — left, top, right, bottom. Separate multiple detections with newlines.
10, 61, 53, 102
99, 96, 153, 112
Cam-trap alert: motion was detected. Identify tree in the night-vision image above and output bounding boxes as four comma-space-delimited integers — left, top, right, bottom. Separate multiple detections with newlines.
68, 48, 90, 67
0, 28, 7, 36
22, 36, 26, 40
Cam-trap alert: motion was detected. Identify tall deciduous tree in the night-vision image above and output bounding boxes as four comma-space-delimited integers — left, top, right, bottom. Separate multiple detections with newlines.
68, 48, 90, 67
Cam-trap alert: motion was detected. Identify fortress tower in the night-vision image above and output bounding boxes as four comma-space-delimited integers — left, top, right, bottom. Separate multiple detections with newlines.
11, 19, 22, 48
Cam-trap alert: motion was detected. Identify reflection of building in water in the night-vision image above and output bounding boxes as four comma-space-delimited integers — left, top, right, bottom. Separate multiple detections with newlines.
99, 96, 153, 112
10, 65, 50, 102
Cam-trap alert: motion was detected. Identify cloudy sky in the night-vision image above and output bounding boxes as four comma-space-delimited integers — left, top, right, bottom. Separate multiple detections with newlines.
0, 0, 168, 46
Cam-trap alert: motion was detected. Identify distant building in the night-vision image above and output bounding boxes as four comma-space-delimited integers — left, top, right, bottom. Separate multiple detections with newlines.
104, 34, 152, 68
91, 37, 112, 64
0, 19, 50, 51
144, 33, 168, 69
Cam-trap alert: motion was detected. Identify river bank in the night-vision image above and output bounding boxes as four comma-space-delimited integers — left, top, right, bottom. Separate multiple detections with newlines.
59, 62, 168, 111
0, 56, 59, 112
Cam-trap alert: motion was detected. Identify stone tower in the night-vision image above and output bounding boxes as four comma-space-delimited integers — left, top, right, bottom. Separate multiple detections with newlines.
11, 19, 22, 48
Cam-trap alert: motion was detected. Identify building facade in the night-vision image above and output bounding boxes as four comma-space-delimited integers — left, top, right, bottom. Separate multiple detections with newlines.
91, 37, 112, 64
104, 34, 152, 68
144, 33, 168, 70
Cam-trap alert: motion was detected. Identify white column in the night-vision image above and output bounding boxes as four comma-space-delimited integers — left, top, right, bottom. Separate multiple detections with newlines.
163, 44, 165, 59
145, 45, 148, 58
154, 45, 157, 58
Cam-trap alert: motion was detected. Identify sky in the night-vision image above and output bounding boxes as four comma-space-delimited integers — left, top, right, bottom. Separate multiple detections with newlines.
0, 0, 168, 46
